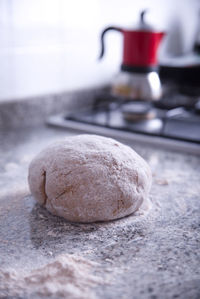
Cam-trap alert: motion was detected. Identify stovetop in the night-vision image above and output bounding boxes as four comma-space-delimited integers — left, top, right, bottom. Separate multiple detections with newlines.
47, 91, 200, 154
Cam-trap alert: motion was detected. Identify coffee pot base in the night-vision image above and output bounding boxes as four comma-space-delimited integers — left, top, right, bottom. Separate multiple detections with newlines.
111, 70, 163, 101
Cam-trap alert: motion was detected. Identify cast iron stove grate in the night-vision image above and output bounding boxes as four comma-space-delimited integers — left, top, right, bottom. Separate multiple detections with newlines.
47, 92, 200, 154
65, 93, 200, 144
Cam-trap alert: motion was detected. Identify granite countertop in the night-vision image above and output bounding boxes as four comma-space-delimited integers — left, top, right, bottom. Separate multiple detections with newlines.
0, 125, 200, 299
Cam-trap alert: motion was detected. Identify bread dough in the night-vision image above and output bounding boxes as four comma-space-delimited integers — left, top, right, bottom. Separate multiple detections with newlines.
28, 135, 152, 223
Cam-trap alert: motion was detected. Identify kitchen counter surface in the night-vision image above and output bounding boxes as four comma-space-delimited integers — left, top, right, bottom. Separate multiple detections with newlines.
0, 125, 200, 299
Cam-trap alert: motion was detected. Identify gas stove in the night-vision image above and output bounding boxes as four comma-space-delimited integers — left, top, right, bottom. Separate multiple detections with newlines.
47, 91, 200, 155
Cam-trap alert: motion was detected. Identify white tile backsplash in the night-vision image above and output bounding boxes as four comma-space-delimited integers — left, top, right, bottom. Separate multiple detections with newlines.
0, 0, 199, 100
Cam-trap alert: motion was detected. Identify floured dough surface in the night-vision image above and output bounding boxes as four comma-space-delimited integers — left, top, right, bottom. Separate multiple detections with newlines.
28, 135, 152, 222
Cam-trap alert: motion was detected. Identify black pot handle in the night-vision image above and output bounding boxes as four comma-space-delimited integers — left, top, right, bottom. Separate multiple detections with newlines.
99, 26, 122, 60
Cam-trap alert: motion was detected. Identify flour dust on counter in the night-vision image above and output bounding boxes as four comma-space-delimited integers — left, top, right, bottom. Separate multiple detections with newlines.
0, 127, 200, 299
0, 254, 102, 299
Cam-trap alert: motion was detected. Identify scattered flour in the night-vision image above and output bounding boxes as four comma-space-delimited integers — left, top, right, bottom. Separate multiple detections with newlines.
0, 254, 101, 298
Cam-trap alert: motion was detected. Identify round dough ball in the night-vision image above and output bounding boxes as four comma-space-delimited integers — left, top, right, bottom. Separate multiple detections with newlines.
28, 135, 152, 223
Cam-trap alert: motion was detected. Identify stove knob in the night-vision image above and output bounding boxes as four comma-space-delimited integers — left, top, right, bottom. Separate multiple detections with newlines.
195, 99, 200, 114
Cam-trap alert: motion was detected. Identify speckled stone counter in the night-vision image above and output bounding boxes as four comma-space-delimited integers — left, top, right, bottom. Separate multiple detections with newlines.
0, 87, 105, 129
0, 126, 200, 299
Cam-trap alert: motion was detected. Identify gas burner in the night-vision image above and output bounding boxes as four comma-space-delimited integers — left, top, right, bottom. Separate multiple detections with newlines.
121, 101, 156, 121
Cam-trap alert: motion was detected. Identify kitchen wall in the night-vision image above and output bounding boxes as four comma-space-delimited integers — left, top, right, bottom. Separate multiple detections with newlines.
0, 0, 199, 100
